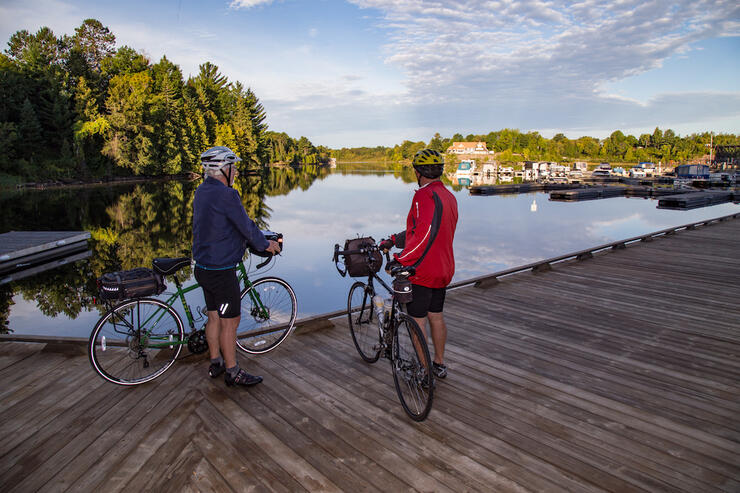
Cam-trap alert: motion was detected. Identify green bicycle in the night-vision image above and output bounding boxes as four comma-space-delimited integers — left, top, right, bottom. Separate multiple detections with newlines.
88, 235, 297, 386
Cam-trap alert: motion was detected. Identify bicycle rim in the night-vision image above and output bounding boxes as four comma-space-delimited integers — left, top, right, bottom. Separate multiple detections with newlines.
88, 298, 184, 385
391, 313, 433, 421
236, 277, 297, 354
347, 281, 380, 363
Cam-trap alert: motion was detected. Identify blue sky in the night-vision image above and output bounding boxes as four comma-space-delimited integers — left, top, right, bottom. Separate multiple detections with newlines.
1, 0, 738, 147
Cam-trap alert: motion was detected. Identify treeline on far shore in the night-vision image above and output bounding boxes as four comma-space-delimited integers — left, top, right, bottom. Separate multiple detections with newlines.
332, 129, 740, 165
0, 19, 329, 185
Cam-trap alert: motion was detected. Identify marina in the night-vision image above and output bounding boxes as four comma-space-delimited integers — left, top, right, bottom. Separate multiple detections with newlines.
1, 215, 739, 491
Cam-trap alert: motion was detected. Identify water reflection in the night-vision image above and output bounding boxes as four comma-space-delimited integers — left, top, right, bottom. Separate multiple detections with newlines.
2, 166, 739, 336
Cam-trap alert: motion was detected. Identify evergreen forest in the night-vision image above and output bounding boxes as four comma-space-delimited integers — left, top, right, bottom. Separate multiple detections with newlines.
0, 19, 329, 184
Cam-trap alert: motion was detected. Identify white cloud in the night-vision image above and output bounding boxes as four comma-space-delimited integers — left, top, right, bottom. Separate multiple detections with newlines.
230, 0, 275, 8
2, 0, 737, 147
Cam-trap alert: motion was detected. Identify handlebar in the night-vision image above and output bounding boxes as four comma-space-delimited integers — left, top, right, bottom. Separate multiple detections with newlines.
332, 241, 415, 279
252, 231, 283, 270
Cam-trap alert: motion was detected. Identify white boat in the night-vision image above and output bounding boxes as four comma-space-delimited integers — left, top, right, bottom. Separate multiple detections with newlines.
592, 163, 612, 177
456, 160, 475, 176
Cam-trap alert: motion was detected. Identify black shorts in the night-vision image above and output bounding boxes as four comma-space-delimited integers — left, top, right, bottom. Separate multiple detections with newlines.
194, 267, 241, 318
405, 284, 446, 318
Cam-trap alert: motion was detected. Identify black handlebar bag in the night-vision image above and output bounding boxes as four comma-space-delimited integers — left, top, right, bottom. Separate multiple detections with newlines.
342, 237, 383, 277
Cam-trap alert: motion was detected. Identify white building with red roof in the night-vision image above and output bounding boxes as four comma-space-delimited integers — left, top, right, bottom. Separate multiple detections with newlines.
446, 141, 491, 155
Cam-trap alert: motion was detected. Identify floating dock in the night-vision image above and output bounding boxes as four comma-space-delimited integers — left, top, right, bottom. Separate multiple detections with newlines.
1, 216, 739, 491
549, 186, 691, 201
658, 190, 737, 209
0, 231, 91, 283
469, 183, 574, 195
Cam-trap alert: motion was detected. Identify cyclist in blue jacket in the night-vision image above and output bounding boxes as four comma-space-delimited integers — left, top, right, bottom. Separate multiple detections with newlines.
192, 146, 280, 387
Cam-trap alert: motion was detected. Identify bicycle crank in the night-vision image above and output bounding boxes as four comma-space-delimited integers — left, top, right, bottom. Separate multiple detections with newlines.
187, 329, 209, 354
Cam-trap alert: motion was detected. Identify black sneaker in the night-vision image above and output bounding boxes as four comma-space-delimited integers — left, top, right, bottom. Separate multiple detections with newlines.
225, 369, 263, 387
432, 362, 447, 379
421, 371, 435, 390
208, 361, 225, 378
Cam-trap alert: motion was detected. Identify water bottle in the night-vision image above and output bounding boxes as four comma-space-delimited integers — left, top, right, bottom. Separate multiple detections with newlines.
372, 294, 385, 326
383, 298, 392, 322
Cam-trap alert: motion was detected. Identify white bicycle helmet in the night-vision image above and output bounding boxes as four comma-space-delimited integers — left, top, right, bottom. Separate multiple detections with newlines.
200, 146, 241, 186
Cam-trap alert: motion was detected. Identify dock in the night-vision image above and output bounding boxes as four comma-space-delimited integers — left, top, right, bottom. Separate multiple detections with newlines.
0, 231, 91, 284
1, 217, 739, 491
469, 183, 574, 195
658, 190, 737, 210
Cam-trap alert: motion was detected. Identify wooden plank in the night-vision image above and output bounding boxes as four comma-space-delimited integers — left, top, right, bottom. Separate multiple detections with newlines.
193, 397, 305, 493
281, 332, 579, 493
246, 355, 457, 493
38, 363, 198, 492
186, 457, 237, 493
310, 327, 675, 492
201, 381, 344, 493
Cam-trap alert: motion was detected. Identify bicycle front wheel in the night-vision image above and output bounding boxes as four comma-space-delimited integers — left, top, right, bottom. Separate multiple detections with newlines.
88, 298, 184, 385
236, 277, 297, 354
391, 312, 434, 421
347, 281, 380, 363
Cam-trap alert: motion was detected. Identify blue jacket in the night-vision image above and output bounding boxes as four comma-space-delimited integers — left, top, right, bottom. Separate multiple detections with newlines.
192, 177, 269, 269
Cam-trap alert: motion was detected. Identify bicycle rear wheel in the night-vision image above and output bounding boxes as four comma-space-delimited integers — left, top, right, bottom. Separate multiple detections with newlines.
236, 277, 297, 354
391, 312, 433, 421
88, 298, 184, 385
347, 281, 381, 363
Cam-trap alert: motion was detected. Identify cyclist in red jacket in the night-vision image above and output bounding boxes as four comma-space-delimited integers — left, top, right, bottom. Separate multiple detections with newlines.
383, 149, 458, 379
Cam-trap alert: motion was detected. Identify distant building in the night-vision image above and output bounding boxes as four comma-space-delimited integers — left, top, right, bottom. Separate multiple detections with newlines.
447, 141, 491, 155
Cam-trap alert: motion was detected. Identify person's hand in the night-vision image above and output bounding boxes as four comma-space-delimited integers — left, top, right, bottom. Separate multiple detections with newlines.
379, 238, 394, 252
265, 240, 281, 255
385, 259, 401, 274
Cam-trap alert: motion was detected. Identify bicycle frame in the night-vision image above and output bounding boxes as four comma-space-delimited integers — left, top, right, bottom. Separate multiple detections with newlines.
121, 260, 270, 349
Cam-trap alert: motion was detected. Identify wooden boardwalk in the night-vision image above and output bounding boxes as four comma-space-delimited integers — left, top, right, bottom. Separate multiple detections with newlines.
1, 219, 739, 492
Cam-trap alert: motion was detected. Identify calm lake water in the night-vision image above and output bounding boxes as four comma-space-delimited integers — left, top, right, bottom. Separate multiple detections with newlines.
3, 166, 739, 337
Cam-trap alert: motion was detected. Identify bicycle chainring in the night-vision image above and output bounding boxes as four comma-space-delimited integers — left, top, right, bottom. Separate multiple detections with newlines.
187, 329, 209, 354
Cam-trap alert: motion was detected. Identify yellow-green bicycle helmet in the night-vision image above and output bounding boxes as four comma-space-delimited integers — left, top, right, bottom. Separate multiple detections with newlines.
412, 149, 444, 178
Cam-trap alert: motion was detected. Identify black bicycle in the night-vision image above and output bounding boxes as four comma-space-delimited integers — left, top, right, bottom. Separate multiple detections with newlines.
333, 238, 433, 421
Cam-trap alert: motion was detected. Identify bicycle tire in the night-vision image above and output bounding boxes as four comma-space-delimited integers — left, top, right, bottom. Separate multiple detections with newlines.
347, 281, 381, 363
391, 312, 434, 421
236, 277, 297, 354
88, 298, 184, 386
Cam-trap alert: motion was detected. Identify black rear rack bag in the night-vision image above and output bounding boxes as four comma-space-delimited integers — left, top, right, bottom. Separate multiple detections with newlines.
97, 267, 166, 301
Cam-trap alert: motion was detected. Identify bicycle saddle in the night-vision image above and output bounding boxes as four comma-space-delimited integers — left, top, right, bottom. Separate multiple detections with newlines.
152, 257, 191, 276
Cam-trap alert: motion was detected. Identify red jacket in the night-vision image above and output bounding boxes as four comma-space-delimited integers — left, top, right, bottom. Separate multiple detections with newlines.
394, 180, 458, 288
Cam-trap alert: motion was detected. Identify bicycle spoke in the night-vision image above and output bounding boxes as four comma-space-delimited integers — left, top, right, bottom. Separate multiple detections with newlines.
236, 277, 297, 354
347, 282, 381, 363
391, 313, 433, 421
89, 299, 184, 385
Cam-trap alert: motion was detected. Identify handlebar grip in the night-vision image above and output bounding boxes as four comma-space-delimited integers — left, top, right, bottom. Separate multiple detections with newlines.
390, 264, 416, 278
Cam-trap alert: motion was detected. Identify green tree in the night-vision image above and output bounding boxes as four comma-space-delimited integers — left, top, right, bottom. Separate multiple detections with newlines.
71, 19, 115, 72
428, 132, 443, 152
102, 71, 154, 174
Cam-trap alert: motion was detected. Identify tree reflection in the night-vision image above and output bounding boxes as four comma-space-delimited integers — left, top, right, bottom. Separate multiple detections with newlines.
2, 166, 329, 320
0, 286, 14, 333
